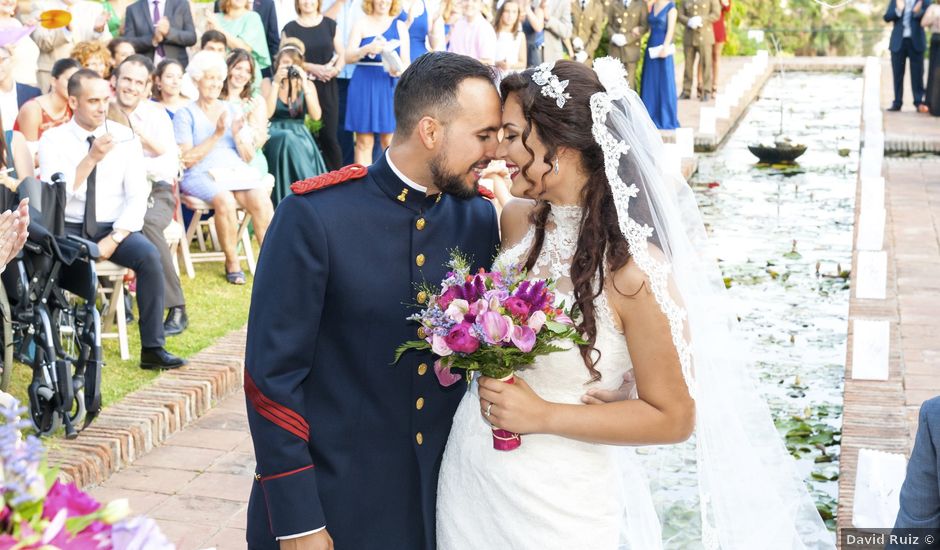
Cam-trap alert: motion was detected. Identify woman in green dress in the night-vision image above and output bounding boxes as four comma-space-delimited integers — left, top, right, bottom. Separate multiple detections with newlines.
206, 0, 271, 94
221, 48, 270, 179
262, 41, 326, 206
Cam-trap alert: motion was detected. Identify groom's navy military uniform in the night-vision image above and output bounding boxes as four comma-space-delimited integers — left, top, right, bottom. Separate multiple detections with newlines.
244, 155, 500, 549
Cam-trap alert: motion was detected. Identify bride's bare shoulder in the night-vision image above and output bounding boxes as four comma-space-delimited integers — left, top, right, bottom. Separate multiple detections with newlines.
499, 199, 537, 249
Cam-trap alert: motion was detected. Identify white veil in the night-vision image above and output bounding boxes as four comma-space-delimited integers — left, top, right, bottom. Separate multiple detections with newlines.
585, 58, 836, 549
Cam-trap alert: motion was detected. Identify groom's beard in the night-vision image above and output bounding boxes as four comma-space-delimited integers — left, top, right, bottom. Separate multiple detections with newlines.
429, 153, 478, 200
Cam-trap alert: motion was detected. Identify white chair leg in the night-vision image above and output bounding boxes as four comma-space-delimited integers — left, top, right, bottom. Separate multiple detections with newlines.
112, 279, 130, 361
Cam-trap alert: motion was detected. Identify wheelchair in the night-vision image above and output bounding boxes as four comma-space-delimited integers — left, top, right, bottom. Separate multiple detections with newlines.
0, 174, 103, 438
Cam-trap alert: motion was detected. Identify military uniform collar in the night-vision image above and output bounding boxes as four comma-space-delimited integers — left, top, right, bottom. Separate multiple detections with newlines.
374, 152, 442, 212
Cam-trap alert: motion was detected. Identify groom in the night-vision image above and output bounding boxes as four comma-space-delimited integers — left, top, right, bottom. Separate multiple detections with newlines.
244, 52, 503, 550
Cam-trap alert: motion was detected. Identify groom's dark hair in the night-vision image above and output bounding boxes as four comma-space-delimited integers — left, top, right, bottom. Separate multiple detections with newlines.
394, 52, 496, 136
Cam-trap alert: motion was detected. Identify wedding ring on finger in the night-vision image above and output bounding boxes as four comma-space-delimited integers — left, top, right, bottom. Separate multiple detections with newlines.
484, 402, 493, 417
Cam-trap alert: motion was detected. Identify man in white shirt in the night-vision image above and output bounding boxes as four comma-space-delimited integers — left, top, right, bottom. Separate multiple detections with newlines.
39, 69, 185, 370
111, 54, 189, 336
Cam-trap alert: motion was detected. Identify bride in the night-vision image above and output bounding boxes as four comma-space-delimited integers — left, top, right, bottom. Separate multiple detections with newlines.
436, 60, 835, 549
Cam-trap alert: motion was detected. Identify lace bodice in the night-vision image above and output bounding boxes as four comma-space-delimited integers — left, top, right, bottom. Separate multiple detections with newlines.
496, 204, 623, 340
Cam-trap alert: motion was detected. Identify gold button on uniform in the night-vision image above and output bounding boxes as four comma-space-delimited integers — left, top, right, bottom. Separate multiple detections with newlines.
416, 432, 424, 445
416, 218, 426, 230
418, 363, 428, 375
416, 254, 425, 267
417, 327, 427, 339
416, 397, 425, 410
417, 291, 428, 304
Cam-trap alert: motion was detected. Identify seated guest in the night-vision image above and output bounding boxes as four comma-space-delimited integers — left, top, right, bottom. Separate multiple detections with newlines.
221, 48, 269, 178
0, 46, 40, 132
173, 51, 274, 285
111, 55, 189, 335
152, 58, 190, 118
71, 40, 114, 77
15, 58, 81, 163
38, 69, 185, 369
201, 29, 230, 54
891, 396, 940, 538
107, 38, 137, 71
29, 0, 111, 90
262, 41, 325, 206
121, 0, 197, 67
206, 0, 271, 94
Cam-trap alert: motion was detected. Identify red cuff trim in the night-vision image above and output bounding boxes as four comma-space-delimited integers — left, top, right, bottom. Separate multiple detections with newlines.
245, 372, 310, 442
258, 464, 315, 482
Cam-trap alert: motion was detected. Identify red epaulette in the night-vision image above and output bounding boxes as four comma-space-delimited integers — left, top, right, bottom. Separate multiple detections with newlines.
291, 164, 368, 195
477, 185, 496, 200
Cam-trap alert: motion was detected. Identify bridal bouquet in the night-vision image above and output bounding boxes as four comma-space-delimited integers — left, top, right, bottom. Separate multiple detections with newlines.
0, 398, 172, 549
396, 253, 583, 451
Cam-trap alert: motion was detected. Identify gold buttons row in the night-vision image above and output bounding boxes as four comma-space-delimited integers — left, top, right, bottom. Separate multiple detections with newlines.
416, 217, 426, 230
416, 432, 424, 445
416, 397, 425, 410
416, 254, 425, 267
418, 362, 428, 375
417, 291, 428, 304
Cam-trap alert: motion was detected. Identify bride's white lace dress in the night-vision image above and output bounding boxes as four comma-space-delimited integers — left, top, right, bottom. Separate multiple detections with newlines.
436, 205, 655, 550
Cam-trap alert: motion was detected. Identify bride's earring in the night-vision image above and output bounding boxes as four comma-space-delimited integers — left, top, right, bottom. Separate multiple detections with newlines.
553, 158, 560, 175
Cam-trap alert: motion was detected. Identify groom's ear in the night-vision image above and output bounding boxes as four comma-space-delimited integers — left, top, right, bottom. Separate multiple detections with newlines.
417, 116, 442, 151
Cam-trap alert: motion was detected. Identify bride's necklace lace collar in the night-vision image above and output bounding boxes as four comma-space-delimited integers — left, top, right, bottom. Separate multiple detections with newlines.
530, 203, 584, 282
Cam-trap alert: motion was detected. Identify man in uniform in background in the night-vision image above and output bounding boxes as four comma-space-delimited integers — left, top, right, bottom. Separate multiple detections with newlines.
606, 0, 648, 89
678, 0, 721, 101
569, 0, 607, 65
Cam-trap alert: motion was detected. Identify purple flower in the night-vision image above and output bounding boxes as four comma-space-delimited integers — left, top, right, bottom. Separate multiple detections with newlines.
434, 360, 462, 387
443, 323, 480, 354
480, 311, 512, 345
438, 286, 461, 310
503, 297, 531, 320
43, 481, 102, 520
511, 325, 536, 352
111, 516, 174, 550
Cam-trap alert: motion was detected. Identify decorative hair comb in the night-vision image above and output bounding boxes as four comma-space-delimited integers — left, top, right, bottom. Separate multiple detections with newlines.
531, 62, 571, 109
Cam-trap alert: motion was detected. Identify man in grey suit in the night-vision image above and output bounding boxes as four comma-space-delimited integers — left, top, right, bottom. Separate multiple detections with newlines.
122, 0, 197, 67
542, 0, 573, 63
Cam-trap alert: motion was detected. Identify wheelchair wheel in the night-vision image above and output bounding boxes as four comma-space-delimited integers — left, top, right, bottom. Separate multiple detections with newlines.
28, 308, 62, 436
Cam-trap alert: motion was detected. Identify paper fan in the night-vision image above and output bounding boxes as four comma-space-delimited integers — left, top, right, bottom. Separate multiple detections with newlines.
39, 9, 72, 29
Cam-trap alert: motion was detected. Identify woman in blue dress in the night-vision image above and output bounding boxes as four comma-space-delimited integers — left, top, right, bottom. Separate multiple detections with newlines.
404, 0, 432, 61
639, 0, 679, 130
344, 0, 410, 165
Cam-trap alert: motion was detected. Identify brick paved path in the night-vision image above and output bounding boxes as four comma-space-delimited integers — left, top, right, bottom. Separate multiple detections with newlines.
89, 390, 254, 550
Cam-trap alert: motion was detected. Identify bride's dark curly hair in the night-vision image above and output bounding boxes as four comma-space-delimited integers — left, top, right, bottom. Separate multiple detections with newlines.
500, 61, 632, 381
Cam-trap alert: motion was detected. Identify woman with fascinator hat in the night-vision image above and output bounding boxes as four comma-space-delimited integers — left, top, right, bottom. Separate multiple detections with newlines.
436, 59, 835, 549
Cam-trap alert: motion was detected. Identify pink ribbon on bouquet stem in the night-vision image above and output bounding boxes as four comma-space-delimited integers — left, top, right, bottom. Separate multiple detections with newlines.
491, 374, 521, 451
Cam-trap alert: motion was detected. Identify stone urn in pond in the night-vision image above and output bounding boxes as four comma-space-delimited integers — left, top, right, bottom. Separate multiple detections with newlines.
748, 136, 808, 164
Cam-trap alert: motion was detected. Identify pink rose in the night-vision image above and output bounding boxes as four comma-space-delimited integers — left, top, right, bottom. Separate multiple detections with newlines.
443, 323, 480, 354
431, 334, 453, 357
503, 297, 531, 320
437, 286, 460, 310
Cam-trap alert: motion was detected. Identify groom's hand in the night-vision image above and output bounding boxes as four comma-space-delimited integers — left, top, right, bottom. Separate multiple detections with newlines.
580, 370, 636, 405
280, 529, 333, 550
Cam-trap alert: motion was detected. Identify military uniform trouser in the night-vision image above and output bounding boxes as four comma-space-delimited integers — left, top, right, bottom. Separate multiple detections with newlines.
683, 42, 713, 96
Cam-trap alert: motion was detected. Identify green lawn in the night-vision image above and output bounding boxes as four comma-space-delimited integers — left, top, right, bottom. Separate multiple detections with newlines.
6, 262, 253, 409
